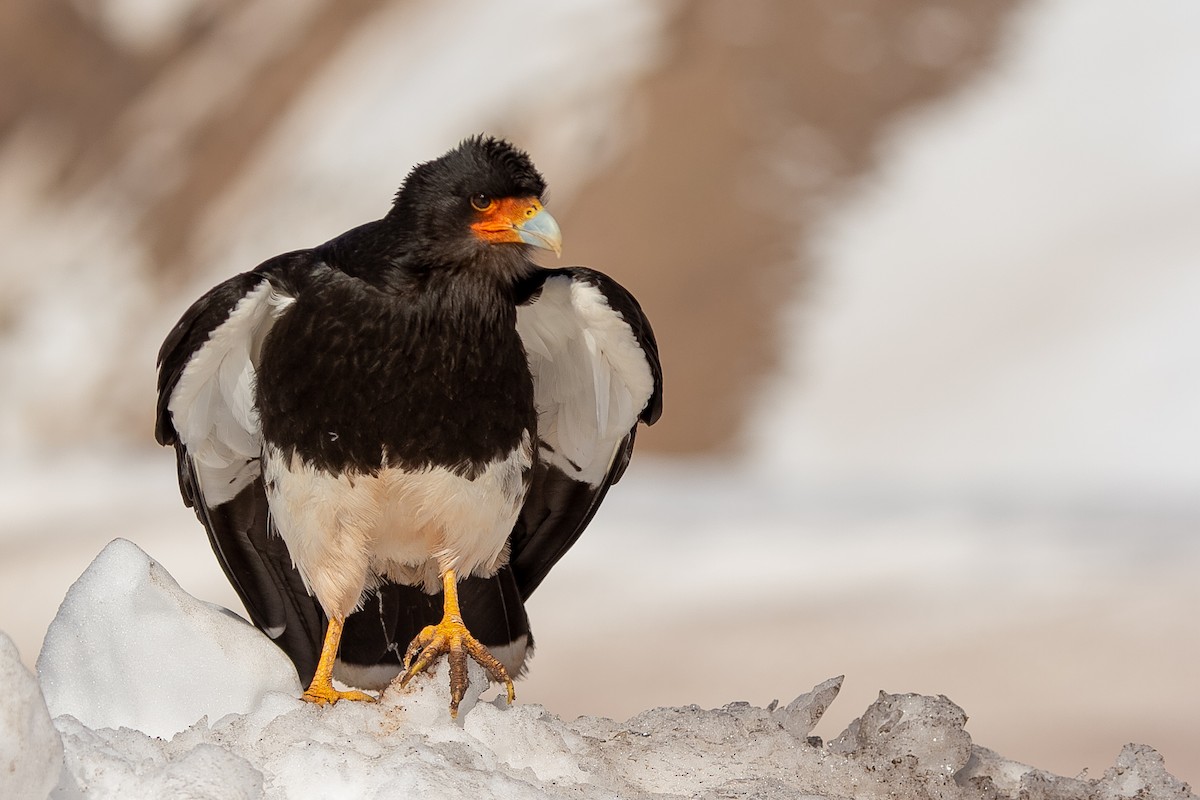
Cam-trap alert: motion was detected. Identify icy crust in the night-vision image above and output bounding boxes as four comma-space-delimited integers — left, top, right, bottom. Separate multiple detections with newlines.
26, 541, 1198, 800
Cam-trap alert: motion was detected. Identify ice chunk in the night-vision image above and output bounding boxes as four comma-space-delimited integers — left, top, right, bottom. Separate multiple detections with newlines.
1095, 744, 1195, 800
773, 674, 844, 741
958, 744, 1106, 798
957, 745, 1045, 795
0, 631, 63, 800
829, 691, 973, 776
37, 538, 302, 738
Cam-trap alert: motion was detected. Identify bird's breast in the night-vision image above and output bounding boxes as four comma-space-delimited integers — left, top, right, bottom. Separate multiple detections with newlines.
255, 281, 536, 476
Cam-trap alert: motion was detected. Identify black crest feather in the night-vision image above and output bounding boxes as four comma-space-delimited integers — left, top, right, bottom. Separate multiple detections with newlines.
392, 135, 546, 211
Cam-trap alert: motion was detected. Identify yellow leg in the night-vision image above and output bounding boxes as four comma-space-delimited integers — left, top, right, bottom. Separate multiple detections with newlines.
399, 569, 516, 717
301, 615, 376, 705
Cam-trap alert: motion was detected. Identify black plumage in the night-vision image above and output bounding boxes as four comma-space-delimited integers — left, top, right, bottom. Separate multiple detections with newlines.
156, 136, 662, 708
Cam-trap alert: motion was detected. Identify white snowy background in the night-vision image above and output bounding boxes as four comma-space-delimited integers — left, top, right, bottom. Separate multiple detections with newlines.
1, 0, 1198, 796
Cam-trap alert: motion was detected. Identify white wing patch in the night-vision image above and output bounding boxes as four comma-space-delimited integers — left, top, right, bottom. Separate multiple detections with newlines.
516, 275, 655, 485
168, 279, 295, 506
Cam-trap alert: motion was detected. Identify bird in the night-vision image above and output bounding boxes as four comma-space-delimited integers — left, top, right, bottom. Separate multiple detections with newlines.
155, 136, 663, 715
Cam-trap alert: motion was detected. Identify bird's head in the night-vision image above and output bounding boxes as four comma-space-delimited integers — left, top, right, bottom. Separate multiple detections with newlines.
388, 136, 562, 272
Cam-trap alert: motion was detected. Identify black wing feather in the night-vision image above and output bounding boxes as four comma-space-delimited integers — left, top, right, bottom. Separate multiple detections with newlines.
508, 431, 636, 599
190, 471, 326, 683
507, 268, 663, 600
156, 259, 327, 685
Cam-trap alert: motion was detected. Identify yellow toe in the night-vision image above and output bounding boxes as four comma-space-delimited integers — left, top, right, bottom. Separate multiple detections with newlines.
302, 680, 376, 706
398, 570, 515, 717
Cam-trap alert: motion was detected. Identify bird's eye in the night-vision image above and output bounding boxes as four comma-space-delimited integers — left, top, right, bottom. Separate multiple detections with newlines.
470, 194, 493, 211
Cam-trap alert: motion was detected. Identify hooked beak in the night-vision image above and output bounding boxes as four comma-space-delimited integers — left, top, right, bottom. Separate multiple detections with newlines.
516, 204, 562, 256
471, 197, 563, 257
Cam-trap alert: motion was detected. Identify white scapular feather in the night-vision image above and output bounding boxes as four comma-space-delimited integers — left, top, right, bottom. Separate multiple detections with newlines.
169, 280, 294, 506
516, 276, 655, 486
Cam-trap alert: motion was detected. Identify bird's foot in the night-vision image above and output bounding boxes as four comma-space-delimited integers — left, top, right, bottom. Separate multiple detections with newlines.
301, 681, 376, 706
399, 616, 515, 717
300, 614, 376, 706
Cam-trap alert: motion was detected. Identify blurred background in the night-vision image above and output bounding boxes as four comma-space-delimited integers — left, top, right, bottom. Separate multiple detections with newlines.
1, 0, 1197, 783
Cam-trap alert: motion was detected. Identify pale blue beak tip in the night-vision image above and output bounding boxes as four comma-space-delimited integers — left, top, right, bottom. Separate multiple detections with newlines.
517, 208, 563, 257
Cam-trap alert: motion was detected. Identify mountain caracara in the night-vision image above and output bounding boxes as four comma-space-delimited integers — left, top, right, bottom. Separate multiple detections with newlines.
155, 136, 663, 716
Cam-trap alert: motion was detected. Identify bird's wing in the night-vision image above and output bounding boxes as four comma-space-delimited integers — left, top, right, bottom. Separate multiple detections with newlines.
155, 259, 326, 684
512, 267, 663, 598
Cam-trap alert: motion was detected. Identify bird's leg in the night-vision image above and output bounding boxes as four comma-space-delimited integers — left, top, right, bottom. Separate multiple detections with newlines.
301, 615, 376, 705
399, 568, 516, 717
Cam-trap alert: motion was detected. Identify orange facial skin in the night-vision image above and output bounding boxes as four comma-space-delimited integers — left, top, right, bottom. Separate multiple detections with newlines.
471, 197, 548, 245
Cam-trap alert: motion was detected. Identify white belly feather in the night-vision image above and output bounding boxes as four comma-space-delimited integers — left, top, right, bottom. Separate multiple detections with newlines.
263, 432, 531, 618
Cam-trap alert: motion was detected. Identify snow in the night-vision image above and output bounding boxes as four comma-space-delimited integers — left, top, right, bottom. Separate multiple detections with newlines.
4, 539, 1192, 799
0, 633, 61, 800
37, 539, 300, 738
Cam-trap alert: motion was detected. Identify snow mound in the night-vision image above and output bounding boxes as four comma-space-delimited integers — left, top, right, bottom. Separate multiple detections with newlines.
47, 667, 1196, 800
36, 538, 301, 738
0, 632, 62, 800
25, 541, 1196, 800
